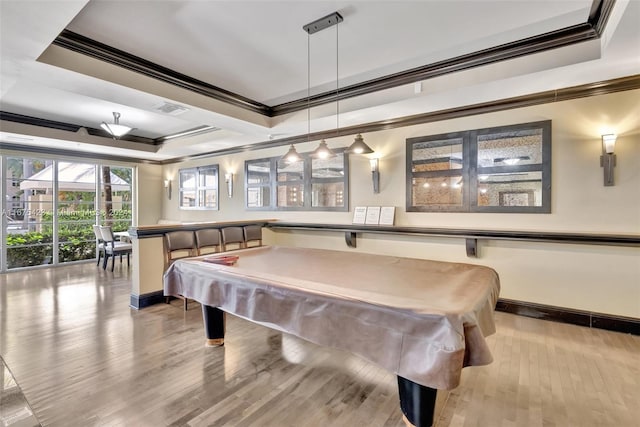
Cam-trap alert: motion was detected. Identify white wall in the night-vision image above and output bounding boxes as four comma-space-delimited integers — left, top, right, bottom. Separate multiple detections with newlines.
156, 89, 640, 318
135, 163, 163, 225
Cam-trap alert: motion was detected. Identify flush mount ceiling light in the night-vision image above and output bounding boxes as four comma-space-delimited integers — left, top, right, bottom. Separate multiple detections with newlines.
101, 112, 133, 139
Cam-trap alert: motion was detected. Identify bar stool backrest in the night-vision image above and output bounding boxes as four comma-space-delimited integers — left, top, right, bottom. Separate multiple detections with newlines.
195, 228, 222, 255
243, 225, 263, 248
221, 227, 245, 251
164, 230, 196, 269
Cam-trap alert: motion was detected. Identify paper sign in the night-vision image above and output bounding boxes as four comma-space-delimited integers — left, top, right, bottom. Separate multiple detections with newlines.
379, 206, 396, 225
365, 206, 381, 225
353, 206, 367, 224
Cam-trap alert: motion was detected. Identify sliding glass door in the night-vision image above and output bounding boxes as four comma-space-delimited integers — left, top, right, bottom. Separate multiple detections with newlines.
4, 156, 53, 268
1, 156, 134, 271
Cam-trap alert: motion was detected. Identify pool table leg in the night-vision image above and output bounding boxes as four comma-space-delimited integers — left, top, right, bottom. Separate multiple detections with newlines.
202, 305, 225, 347
397, 376, 438, 427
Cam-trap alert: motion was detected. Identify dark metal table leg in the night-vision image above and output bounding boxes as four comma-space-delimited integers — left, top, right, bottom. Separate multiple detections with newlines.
202, 305, 225, 347
397, 376, 438, 427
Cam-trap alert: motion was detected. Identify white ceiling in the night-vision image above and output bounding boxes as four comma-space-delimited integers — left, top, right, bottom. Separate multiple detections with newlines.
0, 0, 639, 162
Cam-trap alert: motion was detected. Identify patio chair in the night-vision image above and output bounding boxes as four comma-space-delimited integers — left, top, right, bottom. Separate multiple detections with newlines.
92, 225, 106, 267
99, 225, 132, 272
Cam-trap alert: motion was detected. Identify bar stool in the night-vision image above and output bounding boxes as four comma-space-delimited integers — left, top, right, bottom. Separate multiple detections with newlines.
243, 225, 263, 248
195, 228, 222, 256
221, 227, 246, 251
164, 230, 197, 310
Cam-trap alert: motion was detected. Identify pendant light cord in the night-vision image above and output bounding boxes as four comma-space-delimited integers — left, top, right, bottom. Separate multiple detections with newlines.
336, 21, 339, 137
307, 33, 310, 142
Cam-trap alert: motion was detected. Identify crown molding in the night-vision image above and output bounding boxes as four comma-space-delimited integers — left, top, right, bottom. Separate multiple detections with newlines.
0, 142, 162, 165
0, 111, 158, 145
52, 30, 272, 116
50, 0, 615, 118
161, 74, 640, 164
3, 74, 637, 165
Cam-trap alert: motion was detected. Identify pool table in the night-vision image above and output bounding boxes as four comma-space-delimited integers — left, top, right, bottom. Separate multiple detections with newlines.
164, 246, 500, 427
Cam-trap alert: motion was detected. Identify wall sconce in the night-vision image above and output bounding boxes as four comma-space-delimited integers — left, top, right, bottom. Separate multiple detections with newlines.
225, 172, 234, 198
164, 179, 172, 200
600, 134, 617, 186
370, 158, 380, 193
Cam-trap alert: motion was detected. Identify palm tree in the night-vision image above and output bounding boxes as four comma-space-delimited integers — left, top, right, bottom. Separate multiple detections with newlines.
102, 166, 113, 225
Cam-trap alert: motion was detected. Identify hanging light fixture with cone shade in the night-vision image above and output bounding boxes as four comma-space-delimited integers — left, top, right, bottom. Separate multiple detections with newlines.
101, 112, 133, 139
284, 12, 344, 163
311, 139, 335, 159
282, 144, 303, 163
348, 133, 374, 154
311, 13, 340, 160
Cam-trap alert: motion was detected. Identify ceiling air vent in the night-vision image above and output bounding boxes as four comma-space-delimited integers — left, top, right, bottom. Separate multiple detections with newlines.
152, 102, 189, 116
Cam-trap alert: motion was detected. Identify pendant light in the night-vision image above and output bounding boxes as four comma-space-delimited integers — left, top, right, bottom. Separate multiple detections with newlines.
311, 16, 340, 160
286, 12, 343, 163
281, 144, 303, 163
281, 17, 313, 164
311, 140, 335, 159
101, 112, 133, 139
348, 133, 374, 154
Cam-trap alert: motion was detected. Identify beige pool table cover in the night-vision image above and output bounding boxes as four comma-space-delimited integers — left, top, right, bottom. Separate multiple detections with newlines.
164, 246, 500, 390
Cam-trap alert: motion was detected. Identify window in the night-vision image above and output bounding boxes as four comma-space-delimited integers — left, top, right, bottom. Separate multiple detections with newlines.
311, 155, 346, 208
179, 165, 219, 210
2, 156, 133, 270
246, 159, 271, 209
407, 121, 551, 213
277, 159, 305, 208
245, 150, 348, 211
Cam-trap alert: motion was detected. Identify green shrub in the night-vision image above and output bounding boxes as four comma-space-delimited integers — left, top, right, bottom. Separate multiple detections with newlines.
7, 244, 53, 268
5, 217, 131, 267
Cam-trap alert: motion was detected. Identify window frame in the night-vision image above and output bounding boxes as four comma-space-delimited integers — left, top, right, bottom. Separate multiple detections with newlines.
245, 149, 349, 212
245, 157, 274, 211
406, 120, 551, 213
178, 165, 219, 210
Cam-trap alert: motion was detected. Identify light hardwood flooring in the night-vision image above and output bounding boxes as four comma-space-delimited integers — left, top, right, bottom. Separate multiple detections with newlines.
0, 262, 638, 427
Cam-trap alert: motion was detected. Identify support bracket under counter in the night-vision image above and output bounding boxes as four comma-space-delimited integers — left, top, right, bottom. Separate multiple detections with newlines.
345, 231, 357, 248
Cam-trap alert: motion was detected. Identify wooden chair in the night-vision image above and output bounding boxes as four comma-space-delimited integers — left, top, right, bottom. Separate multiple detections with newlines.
164, 230, 197, 310
243, 225, 263, 248
195, 228, 222, 256
99, 226, 132, 272
221, 227, 246, 251
92, 225, 106, 267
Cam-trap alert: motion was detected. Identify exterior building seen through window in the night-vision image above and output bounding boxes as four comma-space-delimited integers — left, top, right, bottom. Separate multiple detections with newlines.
179, 165, 219, 210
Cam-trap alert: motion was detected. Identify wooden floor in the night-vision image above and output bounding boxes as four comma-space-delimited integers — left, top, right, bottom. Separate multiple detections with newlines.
0, 262, 638, 427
